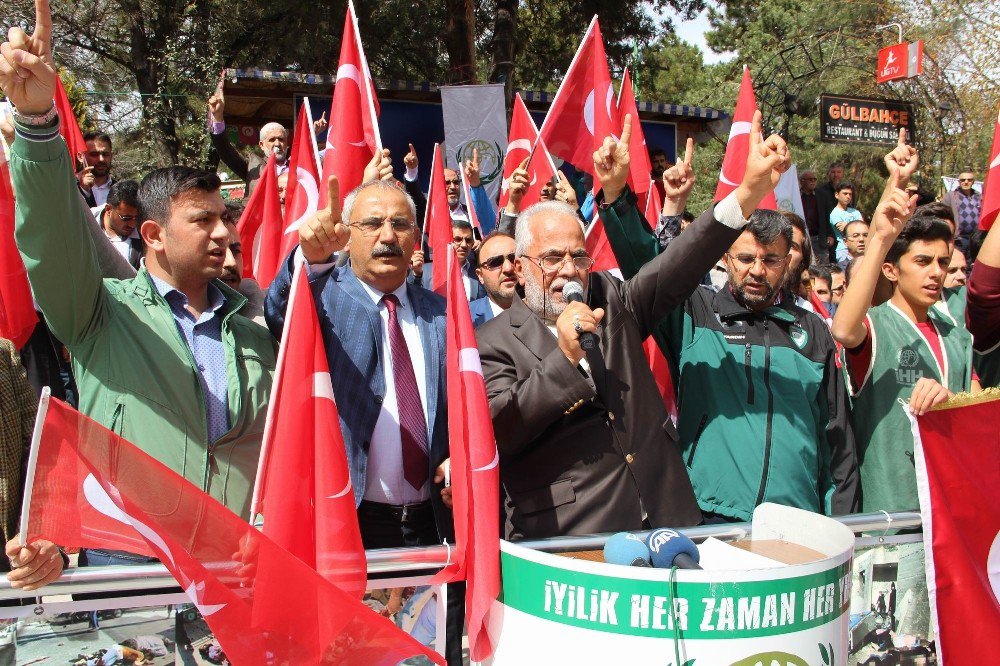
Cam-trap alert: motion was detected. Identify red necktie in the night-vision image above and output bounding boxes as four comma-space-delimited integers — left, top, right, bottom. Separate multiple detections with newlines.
382, 294, 430, 491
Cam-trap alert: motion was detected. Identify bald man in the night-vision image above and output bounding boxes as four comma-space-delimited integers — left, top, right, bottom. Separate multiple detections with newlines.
208, 90, 288, 195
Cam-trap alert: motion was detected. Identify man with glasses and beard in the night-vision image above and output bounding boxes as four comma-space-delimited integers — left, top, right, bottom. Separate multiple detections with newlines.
576, 115, 859, 526
474, 114, 795, 540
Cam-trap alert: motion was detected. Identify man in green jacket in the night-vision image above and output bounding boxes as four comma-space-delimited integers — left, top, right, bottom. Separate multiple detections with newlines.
598, 123, 859, 523
1, 4, 274, 570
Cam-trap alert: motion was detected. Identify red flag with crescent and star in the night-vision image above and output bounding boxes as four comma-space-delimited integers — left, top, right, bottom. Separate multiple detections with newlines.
714, 66, 777, 209
280, 98, 323, 263
499, 94, 558, 211
250, 261, 367, 599
22, 394, 444, 665
319, 0, 382, 208
980, 107, 1000, 231
235, 152, 284, 287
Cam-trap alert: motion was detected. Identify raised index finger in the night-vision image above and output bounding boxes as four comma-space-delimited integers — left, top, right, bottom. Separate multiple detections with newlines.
897, 127, 906, 147
682, 137, 694, 166
749, 110, 763, 149
33, 0, 51, 51
619, 114, 633, 147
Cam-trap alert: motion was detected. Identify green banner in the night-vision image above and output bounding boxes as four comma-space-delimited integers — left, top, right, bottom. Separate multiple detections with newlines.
501, 551, 851, 640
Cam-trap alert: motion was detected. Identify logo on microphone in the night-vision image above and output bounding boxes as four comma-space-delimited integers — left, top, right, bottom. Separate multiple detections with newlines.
646, 528, 680, 554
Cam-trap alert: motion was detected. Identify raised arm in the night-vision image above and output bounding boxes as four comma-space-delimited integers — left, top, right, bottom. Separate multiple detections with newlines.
831, 132, 918, 348
208, 89, 250, 183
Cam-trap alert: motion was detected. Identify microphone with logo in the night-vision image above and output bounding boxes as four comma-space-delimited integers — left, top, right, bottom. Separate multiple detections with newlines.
562, 281, 597, 351
645, 528, 702, 570
603, 532, 652, 568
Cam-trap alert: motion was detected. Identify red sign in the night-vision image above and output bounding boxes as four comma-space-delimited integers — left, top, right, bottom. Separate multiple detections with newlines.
877, 41, 923, 83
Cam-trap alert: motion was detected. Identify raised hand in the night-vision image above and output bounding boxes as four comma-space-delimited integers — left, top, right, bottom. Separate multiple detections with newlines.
208, 90, 225, 123
363, 148, 393, 182
299, 176, 350, 263
403, 143, 418, 170
737, 110, 791, 215
663, 137, 696, 210
554, 171, 578, 208
313, 111, 328, 136
506, 156, 529, 212
464, 147, 481, 187
884, 128, 918, 188
0, 0, 57, 115
871, 184, 917, 244
593, 113, 633, 202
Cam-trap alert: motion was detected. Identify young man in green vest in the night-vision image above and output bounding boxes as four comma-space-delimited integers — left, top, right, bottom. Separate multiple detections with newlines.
832, 136, 975, 513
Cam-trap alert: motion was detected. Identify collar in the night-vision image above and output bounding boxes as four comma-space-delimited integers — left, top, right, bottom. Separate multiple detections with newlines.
137, 261, 245, 315
358, 277, 410, 310
148, 270, 226, 315
715, 285, 797, 323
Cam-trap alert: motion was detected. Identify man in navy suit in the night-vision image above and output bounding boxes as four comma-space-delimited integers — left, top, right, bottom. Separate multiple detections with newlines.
412, 219, 487, 301
469, 232, 517, 328
266, 176, 464, 664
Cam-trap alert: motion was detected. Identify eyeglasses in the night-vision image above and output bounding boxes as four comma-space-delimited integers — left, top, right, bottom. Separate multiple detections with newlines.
444, 179, 462, 186
846, 232, 868, 240
726, 253, 789, 270
522, 254, 595, 273
480, 252, 515, 270
452, 236, 476, 246
114, 210, 137, 224
959, 178, 974, 183
348, 217, 416, 236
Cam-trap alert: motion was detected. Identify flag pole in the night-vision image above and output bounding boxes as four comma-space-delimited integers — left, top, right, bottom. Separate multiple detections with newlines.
18, 387, 51, 546
302, 97, 323, 176
249, 258, 306, 523
349, 0, 383, 152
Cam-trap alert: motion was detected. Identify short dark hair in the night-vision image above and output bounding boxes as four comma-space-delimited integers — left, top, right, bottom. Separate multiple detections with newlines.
779, 210, 811, 268
451, 219, 474, 232
827, 263, 844, 275
885, 216, 954, 265
650, 147, 666, 159
83, 131, 112, 147
223, 199, 246, 224
479, 230, 513, 248
836, 181, 855, 195
809, 264, 831, 285
915, 201, 955, 225
844, 219, 869, 237
137, 167, 221, 224
747, 209, 793, 252
681, 210, 695, 223
106, 179, 139, 209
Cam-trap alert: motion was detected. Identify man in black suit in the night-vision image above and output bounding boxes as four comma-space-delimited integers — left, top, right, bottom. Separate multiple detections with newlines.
208, 90, 288, 196
475, 115, 792, 540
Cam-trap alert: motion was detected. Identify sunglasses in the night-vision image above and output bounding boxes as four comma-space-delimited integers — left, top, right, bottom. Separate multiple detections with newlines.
480, 252, 515, 270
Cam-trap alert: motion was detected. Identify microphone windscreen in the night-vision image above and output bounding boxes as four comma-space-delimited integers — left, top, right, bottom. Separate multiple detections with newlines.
645, 528, 700, 569
562, 280, 585, 303
603, 532, 652, 567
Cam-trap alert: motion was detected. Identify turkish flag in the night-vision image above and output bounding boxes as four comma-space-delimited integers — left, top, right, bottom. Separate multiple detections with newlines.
441, 246, 500, 661
250, 263, 366, 598
979, 108, 1000, 231
54, 75, 88, 166
714, 66, 777, 209
0, 157, 37, 348
539, 16, 619, 179
236, 152, 284, 288
617, 69, 652, 198
913, 395, 1000, 664
642, 177, 662, 229
425, 144, 452, 295
23, 396, 445, 664
499, 94, 558, 211
280, 98, 323, 263
319, 0, 382, 208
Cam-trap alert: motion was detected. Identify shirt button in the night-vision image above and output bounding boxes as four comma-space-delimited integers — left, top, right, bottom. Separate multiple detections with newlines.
198, 364, 205, 371
625, 454, 634, 464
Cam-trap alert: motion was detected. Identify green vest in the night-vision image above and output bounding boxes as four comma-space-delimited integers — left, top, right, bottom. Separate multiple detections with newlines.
852, 302, 972, 513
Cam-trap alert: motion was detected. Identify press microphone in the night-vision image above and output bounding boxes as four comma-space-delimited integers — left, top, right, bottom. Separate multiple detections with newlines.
645, 528, 702, 570
561, 281, 597, 351
603, 532, 652, 567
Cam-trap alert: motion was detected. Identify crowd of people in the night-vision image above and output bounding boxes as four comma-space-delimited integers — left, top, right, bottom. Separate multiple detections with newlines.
1, 3, 999, 663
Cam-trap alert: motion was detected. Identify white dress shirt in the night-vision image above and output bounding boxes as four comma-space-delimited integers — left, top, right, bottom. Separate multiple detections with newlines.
357, 279, 432, 505
488, 298, 504, 318
90, 204, 138, 263
91, 178, 113, 207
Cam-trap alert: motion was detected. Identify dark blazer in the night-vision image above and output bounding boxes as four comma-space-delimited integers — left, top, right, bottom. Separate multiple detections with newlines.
404, 178, 428, 229
469, 296, 496, 329
211, 131, 266, 196
413, 261, 487, 301
265, 255, 452, 539
475, 195, 743, 540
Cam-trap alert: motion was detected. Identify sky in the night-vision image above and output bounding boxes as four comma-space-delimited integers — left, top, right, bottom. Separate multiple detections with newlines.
671, 8, 737, 65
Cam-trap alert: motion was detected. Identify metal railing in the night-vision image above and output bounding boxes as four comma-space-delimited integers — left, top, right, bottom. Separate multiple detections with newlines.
0, 510, 922, 603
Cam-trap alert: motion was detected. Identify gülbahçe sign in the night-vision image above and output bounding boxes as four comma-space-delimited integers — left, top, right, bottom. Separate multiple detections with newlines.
820, 94, 916, 146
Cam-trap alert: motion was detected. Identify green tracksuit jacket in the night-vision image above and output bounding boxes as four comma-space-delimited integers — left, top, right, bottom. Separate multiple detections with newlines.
599, 194, 860, 521
11, 118, 275, 519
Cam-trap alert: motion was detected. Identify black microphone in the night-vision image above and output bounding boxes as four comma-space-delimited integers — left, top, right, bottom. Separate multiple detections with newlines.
645, 528, 703, 570
562, 281, 598, 350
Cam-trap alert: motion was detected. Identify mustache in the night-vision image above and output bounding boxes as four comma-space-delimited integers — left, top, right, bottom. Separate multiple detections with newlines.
371, 243, 404, 258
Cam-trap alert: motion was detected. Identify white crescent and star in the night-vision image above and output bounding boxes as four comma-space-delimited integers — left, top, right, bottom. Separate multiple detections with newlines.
284, 167, 319, 235
719, 120, 753, 186
334, 64, 369, 148
988, 529, 1000, 604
